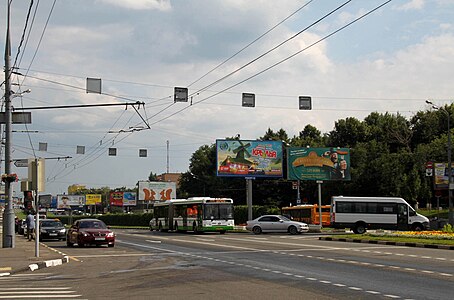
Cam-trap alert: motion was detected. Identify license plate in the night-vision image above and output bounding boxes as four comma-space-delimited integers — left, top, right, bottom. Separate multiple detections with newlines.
95, 237, 105, 241
49, 233, 57, 236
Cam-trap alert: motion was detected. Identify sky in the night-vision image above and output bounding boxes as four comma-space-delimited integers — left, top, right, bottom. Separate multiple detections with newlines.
1, 0, 454, 196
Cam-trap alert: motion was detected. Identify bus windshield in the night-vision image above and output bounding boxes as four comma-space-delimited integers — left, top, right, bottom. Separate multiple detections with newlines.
204, 203, 233, 220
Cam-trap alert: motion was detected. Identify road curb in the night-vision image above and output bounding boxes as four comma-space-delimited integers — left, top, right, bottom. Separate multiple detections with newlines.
319, 237, 454, 250
0, 256, 70, 277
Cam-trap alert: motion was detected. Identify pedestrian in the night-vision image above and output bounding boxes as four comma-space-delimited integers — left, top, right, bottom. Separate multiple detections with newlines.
26, 211, 35, 241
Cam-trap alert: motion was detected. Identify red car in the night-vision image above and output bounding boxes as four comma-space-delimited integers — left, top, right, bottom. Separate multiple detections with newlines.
66, 219, 115, 247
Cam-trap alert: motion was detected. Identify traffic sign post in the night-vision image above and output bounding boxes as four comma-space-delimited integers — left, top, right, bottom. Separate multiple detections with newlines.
14, 159, 28, 168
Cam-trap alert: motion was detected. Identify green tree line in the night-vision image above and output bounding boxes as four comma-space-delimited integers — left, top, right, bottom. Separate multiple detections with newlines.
177, 106, 454, 209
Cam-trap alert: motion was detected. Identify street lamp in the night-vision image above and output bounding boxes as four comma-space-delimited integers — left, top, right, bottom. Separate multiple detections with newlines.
189, 172, 206, 196
426, 100, 454, 226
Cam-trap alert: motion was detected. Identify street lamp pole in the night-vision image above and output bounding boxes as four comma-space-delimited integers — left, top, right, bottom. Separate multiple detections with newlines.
2, 1, 15, 248
427, 100, 454, 226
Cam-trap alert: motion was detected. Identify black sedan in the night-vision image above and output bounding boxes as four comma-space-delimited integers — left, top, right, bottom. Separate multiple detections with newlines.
39, 219, 67, 241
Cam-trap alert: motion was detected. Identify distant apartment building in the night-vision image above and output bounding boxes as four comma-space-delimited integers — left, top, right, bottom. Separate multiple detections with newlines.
157, 173, 181, 188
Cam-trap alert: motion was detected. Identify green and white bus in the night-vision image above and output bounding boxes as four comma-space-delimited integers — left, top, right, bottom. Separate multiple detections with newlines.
150, 197, 234, 234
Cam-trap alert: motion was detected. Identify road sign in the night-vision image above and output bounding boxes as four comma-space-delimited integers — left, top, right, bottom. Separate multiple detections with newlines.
299, 96, 312, 110
14, 159, 28, 167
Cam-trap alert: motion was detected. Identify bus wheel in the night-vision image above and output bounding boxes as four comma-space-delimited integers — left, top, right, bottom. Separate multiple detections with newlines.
219, 230, 226, 234
253, 226, 262, 235
354, 223, 366, 234
174, 222, 178, 232
288, 226, 298, 235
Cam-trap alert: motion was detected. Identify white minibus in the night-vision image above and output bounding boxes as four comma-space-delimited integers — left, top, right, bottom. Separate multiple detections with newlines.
331, 196, 429, 234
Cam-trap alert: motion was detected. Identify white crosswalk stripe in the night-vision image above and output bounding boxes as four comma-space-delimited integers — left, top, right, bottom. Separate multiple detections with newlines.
0, 274, 83, 299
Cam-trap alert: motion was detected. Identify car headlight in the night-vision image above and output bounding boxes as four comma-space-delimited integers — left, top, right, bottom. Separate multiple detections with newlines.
79, 232, 90, 237
40, 229, 47, 233
59, 229, 66, 233
107, 232, 115, 237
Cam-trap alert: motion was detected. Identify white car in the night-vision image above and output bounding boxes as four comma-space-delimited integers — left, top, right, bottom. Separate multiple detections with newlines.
246, 215, 309, 235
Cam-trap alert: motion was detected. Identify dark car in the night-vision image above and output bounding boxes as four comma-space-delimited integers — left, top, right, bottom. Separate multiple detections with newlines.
66, 219, 115, 247
39, 219, 66, 241
17, 219, 27, 235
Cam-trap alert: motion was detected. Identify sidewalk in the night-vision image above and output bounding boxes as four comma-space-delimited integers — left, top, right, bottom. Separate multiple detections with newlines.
0, 219, 69, 276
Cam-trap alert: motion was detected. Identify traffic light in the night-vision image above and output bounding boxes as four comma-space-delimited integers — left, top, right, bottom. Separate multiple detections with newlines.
23, 190, 34, 213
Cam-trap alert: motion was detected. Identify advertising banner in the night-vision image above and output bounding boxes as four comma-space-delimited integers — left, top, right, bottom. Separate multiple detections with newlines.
434, 162, 454, 190
216, 140, 283, 178
39, 194, 52, 208
57, 195, 85, 209
109, 191, 137, 206
109, 192, 124, 206
138, 181, 176, 202
287, 147, 351, 181
123, 192, 137, 206
86, 194, 102, 205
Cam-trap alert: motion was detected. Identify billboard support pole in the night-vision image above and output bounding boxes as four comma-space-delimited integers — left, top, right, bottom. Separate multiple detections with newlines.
246, 178, 253, 221
316, 180, 323, 230
296, 180, 301, 204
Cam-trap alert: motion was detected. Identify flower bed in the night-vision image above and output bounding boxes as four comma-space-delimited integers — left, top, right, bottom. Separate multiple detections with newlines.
369, 230, 454, 240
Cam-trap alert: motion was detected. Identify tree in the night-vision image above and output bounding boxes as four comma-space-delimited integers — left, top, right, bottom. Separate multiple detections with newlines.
148, 172, 158, 181
328, 117, 367, 147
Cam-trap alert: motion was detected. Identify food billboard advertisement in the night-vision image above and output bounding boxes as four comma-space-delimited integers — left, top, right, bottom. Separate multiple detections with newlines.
138, 181, 176, 202
216, 140, 283, 178
287, 147, 351, 181
57, 195, 85, 209
433, 162, 454, 190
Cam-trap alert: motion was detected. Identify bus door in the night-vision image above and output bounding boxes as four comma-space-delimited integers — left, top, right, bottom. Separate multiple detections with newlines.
397, 203, 409, 230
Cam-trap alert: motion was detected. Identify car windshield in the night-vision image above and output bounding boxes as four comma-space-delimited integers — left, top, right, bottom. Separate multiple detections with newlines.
79, 221, 106, 229
41, 221, 63, 227
279, 215, 291, 221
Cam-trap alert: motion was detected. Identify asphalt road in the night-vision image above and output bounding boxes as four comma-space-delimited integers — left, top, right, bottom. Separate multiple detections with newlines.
1, 230, 453, 299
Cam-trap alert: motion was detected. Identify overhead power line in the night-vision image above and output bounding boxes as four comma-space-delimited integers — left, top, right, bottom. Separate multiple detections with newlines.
188, 0, 351, 99
187, 0, 315, 88
145, 0, 393, 128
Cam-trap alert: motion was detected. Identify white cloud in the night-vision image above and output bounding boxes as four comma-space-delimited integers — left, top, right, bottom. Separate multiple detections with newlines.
394, 0, 425, 11
97, 0, 172, 11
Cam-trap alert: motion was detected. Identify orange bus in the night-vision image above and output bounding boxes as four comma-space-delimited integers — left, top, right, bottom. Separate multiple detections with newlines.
281, 204, 331, 226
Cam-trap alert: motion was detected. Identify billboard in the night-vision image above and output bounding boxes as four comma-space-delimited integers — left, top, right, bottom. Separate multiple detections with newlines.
287, 147, 351, 181
109, 191, 137, 206
138, 181, 176, 202
433, 162, 454, 190
57, 195, 85, 209
86, 194, 102, 205
216, 140, 283, 178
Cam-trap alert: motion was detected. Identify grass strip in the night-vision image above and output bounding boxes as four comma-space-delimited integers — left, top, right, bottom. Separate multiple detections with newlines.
332, 234, 454, 246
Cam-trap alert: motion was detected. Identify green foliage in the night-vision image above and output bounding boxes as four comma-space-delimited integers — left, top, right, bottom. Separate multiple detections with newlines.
443, 224, 453, 233
165, 106, 454, 209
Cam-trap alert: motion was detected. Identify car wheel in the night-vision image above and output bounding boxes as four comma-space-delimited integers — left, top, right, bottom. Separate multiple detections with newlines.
174, 222, 178, 232
252, 226, 262, 235
77, 238, 85, 247
108, 243, 114, 247
66, 240, 73, 247
288, 226, 298, 235
412, 224, 424, 231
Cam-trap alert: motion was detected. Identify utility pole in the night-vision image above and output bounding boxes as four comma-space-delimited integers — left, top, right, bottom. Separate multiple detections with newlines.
2, 0, 15, 248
